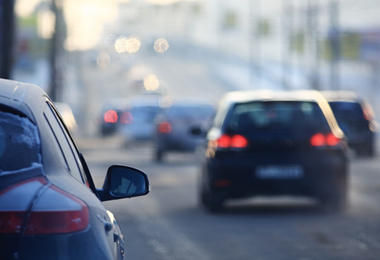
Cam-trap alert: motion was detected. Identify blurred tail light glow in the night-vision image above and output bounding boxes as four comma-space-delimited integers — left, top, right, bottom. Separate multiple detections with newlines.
310, 133, 341, 147
158, 122, 172, 133
120, 112, 133, 124
104, 110, 118, 123
217, 134, 248, 149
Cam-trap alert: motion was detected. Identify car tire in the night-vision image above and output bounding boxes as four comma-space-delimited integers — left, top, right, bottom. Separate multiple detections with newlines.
202, 189, 225, 213
320, 180, 347, 213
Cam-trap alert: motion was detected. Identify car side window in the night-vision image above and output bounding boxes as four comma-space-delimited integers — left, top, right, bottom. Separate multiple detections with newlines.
44, 102, 85, 184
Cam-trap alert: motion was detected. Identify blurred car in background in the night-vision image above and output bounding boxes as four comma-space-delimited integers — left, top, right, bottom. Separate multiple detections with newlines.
98, 98, 129, 137
154, 99, 215, 162
54, 102, 78, 134
321, 91, 378, 157
0, 79, 150, 259
196, 90, 349, 213
119, 96, 163, 145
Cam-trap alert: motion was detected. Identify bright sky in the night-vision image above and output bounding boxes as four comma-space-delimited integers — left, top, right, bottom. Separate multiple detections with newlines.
15, 0, 380, 51
15, 0, 186, 51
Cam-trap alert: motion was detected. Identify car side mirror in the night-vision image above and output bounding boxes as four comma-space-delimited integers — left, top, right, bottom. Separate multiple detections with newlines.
97, 165, 150, 202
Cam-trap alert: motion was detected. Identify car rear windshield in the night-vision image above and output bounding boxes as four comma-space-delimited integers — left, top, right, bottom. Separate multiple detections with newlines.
227, 101, 330, 133
167, 105, 214, 120
0, 111, 41, 173
131, 105, 161, 122
329, 101, 367, 125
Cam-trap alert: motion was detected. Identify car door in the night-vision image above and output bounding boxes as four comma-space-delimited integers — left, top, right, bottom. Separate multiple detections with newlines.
43, 101, 123, 259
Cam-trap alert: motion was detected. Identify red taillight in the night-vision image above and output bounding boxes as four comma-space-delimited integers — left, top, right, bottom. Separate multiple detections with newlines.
0, 177, 46, 234
310, 133, 340, 147
326, 133, 340, 146
0, 212, 26, 234
310, 133, 325, 146
217, 134, 248, 149
0, 178, 89, 235
217, 134, 231, 148
120, 112, 133, 124
25, 186, 89, 234
104, 110, 118, 123
158, 122, 172, 133
230, 135, 248, 148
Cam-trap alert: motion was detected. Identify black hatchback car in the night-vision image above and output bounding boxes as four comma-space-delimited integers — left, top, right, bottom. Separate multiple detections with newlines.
321, 91, 378, 157
197, 90, 349, 212
0, 79, 150, 259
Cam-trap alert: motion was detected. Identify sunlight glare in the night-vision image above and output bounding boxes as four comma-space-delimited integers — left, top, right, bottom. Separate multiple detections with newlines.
154, 38, 169, 53
144, 75, 159, 91
115, 36, 141, 54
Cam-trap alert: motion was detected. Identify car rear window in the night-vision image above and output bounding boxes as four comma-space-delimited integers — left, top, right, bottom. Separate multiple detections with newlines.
131, 105, 161, 122
0, 111, 41, 173
329, 101, 367, 125
227, 101, 330, 133
167, 105, 214, 120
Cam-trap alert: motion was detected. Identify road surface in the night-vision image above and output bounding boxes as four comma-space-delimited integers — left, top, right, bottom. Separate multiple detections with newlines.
71, 48, 380, 260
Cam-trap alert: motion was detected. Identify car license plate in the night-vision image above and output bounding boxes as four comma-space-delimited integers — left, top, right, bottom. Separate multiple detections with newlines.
255, 165, 303, 178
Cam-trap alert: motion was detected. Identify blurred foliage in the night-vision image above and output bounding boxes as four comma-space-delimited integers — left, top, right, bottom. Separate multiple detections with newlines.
257, 19, 271, 37
290, 31, 305, 54
341, 32, 360, 60
17, 14, 50, 57
222, 10, 237, 30
322, 32, 360, 61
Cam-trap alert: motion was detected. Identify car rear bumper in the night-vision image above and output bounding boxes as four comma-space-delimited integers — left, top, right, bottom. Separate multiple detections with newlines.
204, 150, 348, 199
0, 228, 121, 260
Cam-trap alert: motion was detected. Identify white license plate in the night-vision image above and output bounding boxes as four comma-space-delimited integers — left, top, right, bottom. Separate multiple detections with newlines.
255, 165, 304, 178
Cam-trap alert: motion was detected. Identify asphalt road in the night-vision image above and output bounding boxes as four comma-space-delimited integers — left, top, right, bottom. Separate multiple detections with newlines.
72, 49, 380, 260
76, 136, 380, 260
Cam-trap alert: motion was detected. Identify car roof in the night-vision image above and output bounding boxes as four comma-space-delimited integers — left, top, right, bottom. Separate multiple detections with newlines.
320, 90, 364, 103
169, 98, 215, 107
221, 89, 327, 104
0, 78, 47, 123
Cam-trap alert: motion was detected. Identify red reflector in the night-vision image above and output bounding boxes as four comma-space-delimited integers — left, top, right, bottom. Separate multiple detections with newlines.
217, 134, 231, 148
120, 112, 133, 124
24, 186, 89, 235
104, 110, 118, 123
158, 122, 172, 133
213, 180, 231, 187
326, 133, 340, 146
231, 135, 248, 148
310, 133, 325, 146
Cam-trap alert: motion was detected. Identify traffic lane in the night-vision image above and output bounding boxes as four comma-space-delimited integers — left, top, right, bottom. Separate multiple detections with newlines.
139, 50, 233, 100
79, 139, 380, 260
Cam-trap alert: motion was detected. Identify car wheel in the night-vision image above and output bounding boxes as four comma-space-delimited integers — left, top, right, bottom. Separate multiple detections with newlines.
202, 189, 225, 213
320, 181, 347, 212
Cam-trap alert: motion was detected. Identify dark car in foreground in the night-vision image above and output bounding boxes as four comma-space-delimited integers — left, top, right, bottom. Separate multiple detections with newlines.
321, 91, 378, 157
0, 79, 150, 259
197, 90, 349, 213
154, 99, 215, 162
